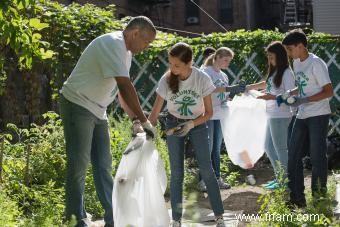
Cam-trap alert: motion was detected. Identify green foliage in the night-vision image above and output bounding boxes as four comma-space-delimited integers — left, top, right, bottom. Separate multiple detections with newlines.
1, 112, 172, 224
0, 0, 54, 69
0, 189, 21, 227
220, 154, 243, 186
258, 174, 339, 226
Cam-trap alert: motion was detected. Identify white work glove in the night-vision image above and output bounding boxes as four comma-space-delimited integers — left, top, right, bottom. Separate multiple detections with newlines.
132, 119, 144, 136
141, 120, 156, 139
173, 120, 195, 137
286, 96, 309, 107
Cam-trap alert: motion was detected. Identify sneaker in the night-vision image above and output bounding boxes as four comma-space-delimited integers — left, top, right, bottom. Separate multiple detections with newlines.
216, 217, 226, 227
197, 180, 207, 192
266, 182, 287, 190
172, 220, 181, 227
217, 178, 231, 189
263, 180, 276, 187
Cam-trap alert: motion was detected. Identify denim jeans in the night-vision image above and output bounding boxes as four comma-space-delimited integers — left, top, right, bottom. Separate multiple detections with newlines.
165, 115, 224, 221
288, 114, 330, 202
59, 95, 114, 226
207, 120, 224, 178
288, 116, 309, 157
264, 118, 291, 180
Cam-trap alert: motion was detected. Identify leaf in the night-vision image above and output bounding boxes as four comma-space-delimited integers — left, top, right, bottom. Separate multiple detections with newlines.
29, 18, 49, 31
40, 48, 55, 59
32, 33, 42, 42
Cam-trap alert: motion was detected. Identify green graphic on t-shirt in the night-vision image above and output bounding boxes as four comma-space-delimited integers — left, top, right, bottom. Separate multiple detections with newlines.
217, 92, 226, 101
266, 80, 272, 93
296, 72, 309, 96
175, 96, 196, 116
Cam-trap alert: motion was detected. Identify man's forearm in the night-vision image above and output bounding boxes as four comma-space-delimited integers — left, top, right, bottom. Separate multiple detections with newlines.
118, 82, 147, 122
118, 93, 135, 119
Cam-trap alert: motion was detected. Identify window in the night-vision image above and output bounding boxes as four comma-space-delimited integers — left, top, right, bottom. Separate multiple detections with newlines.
185, 0, 200, 25
219, 0, 233, 24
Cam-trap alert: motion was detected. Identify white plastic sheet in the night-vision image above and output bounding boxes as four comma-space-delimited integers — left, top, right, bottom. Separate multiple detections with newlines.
220, 90, 267, 169
113, 133, 170, 227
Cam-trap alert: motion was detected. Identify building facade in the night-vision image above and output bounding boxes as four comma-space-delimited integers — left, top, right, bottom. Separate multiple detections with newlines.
56, 0, 317, 35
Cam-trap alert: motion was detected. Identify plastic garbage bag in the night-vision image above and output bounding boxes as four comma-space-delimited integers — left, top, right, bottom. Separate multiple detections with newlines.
113, 133, 170, 227
220, 90, 267, 169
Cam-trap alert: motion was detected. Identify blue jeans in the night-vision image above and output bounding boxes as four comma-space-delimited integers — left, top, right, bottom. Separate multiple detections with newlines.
288, 114, 330, 202
166, 115, 224, 221
264, 118, 291, 180
207, 120, 224, 178
59, 95, 114, 226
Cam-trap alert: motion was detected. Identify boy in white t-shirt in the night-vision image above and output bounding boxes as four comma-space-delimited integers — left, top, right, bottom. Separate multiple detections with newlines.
59, 16, 156, 226
279, 29, 334, 208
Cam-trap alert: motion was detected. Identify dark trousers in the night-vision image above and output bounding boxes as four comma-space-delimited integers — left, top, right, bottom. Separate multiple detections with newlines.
288, 114, 330, 202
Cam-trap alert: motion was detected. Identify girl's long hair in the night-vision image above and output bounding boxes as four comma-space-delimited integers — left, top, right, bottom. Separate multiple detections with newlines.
167, 42, 193, 94
266, 41, 289, 88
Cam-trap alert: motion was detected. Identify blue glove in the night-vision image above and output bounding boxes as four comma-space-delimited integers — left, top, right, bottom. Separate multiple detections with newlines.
276, 91, 291, 107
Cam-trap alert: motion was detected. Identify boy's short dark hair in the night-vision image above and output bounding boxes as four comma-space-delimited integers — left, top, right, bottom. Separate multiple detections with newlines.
202, 47, 216, 59
282, 29, 307, 47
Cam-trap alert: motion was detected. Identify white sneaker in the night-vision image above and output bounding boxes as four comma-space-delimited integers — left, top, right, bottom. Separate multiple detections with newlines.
216, 217, 225, 227
172, 220, 181, 227
197, 180, 207, 192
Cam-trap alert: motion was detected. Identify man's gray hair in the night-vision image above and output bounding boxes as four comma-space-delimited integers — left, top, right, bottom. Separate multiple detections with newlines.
125, 16, 156, 34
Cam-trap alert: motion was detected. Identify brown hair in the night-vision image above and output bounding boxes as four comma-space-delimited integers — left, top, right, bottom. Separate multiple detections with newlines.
167, 42, 193, 94
266, 41, 289, 88
204, 47, 234, 66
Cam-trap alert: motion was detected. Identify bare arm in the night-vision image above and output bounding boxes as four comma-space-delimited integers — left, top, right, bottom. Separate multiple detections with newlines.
148, 94, 165, 126
192, 94, 213, 126
118, 92, 135, 119
305, 83, 333, 102
115, 77, 147, 123
246, 81, 266, 91
257, 93, 276, 100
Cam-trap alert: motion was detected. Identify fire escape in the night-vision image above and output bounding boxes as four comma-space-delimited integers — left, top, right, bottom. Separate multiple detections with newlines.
282, 0, 312, 30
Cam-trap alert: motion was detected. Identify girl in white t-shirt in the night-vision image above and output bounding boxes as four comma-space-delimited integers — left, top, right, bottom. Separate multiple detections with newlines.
247, 41, 295, 190
149, 42, 225, 227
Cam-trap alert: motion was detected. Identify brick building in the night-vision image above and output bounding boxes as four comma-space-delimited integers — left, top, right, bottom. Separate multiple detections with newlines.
56, 0, 314, 36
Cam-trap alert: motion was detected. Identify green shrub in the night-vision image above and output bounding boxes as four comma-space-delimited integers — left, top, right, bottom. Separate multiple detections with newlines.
0, 189, 21, 227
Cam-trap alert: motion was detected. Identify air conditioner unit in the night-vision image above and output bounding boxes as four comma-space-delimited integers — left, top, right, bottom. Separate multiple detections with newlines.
186, 16, 199, 24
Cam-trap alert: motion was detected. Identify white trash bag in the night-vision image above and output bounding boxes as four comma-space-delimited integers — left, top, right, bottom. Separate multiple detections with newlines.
220, 90, 267, 169
113, 133, 170, 227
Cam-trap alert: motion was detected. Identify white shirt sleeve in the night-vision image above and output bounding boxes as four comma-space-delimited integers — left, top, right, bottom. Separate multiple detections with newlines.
312, 59, 331, 87
282, 68, 296, 91
156, 74, 169, 100
201, 71, 216, 97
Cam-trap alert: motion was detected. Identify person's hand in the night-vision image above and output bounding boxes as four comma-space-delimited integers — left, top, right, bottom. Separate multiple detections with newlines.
173, 120, 195, 137
141, 120, 156, 139
123, 137, 144, 155
276, 90, 292, 106
132, 119, 144, 136
286, 96, 309, 107
225, 82, 247, 95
